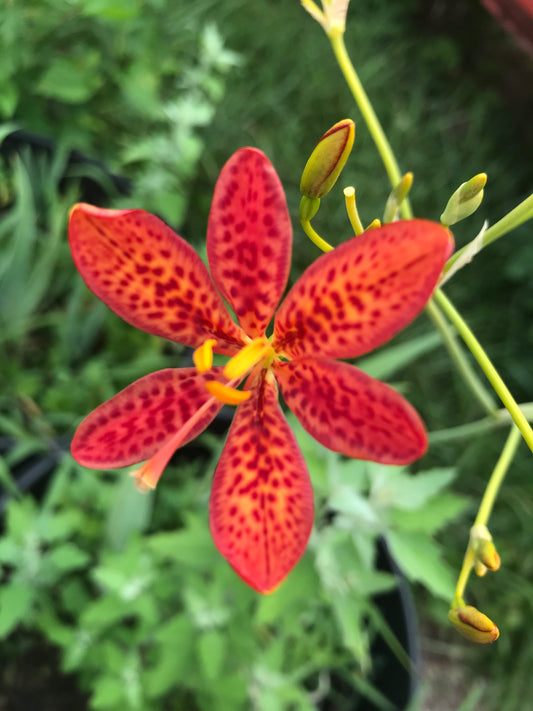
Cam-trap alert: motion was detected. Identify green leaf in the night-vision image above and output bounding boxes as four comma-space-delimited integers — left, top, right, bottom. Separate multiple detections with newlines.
0, 583, 34, 637
45, 543, 90, 573
81, 0, 142, 21
197, 629, 225, 682
371, 466, 457, 511
390, 492, 468, 533
148, 514, 218, 568
385, 530, 455, 599
328, 593, 369, 666
144, 614, 195, 696
5, 496, 38, 542
105, 474, 153, 551
91, 675, 126, 709
36, 54, 102, 103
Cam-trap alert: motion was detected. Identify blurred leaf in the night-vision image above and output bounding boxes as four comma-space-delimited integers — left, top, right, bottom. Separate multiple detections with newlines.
370, 466, 456, 511
105, 474, 154, 551
144, 614, 195, 696
197, 629, 225, 682
36, 54, 103, 103
0, 583, 34, 637
390, 492, 468, 533
385, 530, 455, 600
91, 674, 125, 709
45, 542, 90, 573
148, 513, 218, 568
81, 0, 142, 21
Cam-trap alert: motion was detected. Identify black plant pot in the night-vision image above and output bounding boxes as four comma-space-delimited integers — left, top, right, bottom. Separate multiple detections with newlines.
0, 129, 131, 205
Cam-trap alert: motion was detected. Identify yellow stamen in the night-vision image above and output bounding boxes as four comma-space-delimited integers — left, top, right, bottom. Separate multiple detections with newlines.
205, 381, 252, 405
193, 338, 217, 373
366, 218, 381, 230
223, 337, 271, 379
343, 186, 364, 236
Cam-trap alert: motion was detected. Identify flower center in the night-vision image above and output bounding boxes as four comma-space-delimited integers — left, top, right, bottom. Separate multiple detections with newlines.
193, 336, 275, 404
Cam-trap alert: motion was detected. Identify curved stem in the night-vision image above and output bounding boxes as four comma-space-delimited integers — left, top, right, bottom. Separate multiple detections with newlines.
454, 426, 521, 602
301, 219, 334, 252
429, 402, 533, 444
433, 289, 533, 455
328, 31, 413, 219
425, 298, 497, 416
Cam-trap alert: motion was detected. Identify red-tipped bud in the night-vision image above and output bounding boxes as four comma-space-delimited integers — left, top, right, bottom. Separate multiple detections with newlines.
449, 605, 499, 644
300, 119, 355, 199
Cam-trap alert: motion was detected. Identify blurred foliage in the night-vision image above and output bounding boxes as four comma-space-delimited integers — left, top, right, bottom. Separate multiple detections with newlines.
0, 427, 466, 711
0, 0, 240, 223
0, 0, 532, 709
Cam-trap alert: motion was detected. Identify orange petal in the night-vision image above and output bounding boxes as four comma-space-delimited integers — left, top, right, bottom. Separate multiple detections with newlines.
71, 367, 227, 468
69, 204, 246, 354
209, 372, 314, 593
207, 148, 292, 338
273, 219, 454, 359
274, 358, 427, 464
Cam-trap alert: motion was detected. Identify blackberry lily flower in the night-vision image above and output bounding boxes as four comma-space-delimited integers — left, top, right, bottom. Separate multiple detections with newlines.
69, 147, 453, 593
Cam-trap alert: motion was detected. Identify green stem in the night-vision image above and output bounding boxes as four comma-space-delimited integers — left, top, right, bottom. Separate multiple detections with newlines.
429, 402, 533, 444
475, 426, 521, 526
454, 426, 521, 602
301, 219, 334, 252
444, 192, 533, 275
433, 288, 533, 455
328, 31, 413, 219
425, 298, 497, 416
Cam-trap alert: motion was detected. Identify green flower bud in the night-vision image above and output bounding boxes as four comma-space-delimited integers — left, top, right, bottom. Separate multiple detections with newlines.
449, 605, 499, 644
383, 172, 413, 224
470, 524, 501, 573
440, 173, 487, 227
301, 118, 355, 199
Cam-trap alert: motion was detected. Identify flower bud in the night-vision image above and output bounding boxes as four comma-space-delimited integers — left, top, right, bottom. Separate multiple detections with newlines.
301, 119, 355, 199
448, 605, 499, 644
440, 173, 487, 227
383, 173, 413, 224
470, 523, 501, 573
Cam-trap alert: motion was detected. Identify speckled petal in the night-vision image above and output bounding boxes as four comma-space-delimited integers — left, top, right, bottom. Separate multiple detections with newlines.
207, 148, 292, 337
273, 219, 453, 359
274, 357, 427, 464
72, 367, 227, 468
209, 372, 313, 593
69, 204, 246, 354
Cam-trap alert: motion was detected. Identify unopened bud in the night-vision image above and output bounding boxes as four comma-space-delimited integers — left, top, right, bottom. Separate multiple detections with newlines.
440, 173, 487, 227
383, 173, 413, 224
449, 605, 499, 644
470, 524, 501, 574
301, 119, 355, 199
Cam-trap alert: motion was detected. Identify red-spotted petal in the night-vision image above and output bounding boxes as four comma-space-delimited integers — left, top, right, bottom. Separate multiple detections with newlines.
209, 372, 313, 593
207, 148, 292, 337
274, 358, 427, 464
72, 368, 227, 468
69, 204, 246, 354
273, 220, 454, 359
